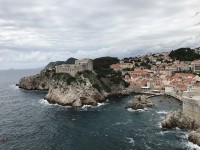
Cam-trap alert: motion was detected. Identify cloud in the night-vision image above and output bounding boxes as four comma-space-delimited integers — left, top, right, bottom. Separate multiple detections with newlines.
0, 0, 200, 69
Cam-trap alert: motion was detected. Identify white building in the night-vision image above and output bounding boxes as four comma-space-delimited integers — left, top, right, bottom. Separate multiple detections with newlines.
191, 60, 200, 74
165, 86, 175, 94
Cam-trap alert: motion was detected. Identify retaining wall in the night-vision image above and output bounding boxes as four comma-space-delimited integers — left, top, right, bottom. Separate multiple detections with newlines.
183, 97, 200, 125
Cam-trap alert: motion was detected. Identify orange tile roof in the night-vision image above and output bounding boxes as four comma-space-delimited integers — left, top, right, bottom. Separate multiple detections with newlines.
192, 60, 200, 63
129, 70, 149, 75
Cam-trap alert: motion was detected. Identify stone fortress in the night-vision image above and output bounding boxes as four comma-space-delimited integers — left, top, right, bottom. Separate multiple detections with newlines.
55, 59, 93, 76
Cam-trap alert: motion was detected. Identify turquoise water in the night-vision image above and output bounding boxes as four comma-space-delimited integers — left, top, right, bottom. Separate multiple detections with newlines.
0, 69, 199, 150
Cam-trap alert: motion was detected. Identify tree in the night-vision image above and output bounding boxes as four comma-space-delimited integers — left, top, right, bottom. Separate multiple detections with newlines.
169, 48, 200, 61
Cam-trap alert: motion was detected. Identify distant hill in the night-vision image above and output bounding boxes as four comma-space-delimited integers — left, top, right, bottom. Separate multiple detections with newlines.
42, 58, 77, 71
66, 57, 77, 64
169, 48, 200, 61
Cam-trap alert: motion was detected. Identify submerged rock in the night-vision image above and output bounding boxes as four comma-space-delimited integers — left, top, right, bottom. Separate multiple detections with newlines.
0, 137, 8, 143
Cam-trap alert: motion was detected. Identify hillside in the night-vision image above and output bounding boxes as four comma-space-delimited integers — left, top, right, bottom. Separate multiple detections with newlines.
169, 48, 200, 61
18, 56, 129, 107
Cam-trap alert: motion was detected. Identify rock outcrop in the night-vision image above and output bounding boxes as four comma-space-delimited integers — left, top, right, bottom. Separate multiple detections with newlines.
129, 95, 155, 110
162, 110, 200, 147
19, 74, 50, 90
161, 110, 200, 129
188, 129, 200, 146
44, 83, 105, 107
18, 70, 129, 107
131, 100, 144, 109
136, 95, 155, 107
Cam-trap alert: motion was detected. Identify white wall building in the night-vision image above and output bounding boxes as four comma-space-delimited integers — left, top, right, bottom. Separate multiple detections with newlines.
165, 86, 175, 94
191, 60, 200, 73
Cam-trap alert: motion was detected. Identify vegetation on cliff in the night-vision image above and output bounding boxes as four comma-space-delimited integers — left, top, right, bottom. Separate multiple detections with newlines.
169, 48, 200, 61
25, 56, 129, 93
19, 56, 130, 107
92, 57, 130, 91
93, 57, 119, 70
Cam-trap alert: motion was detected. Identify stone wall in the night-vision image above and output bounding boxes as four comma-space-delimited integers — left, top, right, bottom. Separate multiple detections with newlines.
55, 59, 93, 76
183, 97, 200, 125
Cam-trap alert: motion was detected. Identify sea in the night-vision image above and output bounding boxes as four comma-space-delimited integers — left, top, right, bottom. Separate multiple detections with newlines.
0, 69, 200, 150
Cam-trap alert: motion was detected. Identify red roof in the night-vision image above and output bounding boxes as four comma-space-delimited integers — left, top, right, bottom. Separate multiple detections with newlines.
129, 70, 149, 75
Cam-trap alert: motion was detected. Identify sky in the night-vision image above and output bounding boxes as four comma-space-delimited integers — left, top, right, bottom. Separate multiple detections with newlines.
0, 0, 200, 69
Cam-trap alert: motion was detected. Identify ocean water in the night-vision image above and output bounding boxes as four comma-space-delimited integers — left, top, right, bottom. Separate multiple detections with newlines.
0, 69, 199, 150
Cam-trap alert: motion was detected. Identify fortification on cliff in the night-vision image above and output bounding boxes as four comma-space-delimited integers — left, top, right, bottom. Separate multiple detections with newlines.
55, 59, 93, 76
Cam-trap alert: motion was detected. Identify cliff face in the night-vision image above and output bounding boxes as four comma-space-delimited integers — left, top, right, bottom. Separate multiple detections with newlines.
188, 129, 200, 146
19, 74, 50, 90
18, 70, 129, 107
161, 110, 200, 130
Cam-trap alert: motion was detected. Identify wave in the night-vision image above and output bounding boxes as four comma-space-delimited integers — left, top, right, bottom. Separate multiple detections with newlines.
156, 111, 168, 115
184, 141, 200, 150
156, 130, 170, 136
127, 108, 145, 112
38, 99, 71, 108
78, 102, 108, 111
157, 122, 162, 128
9, 84, 19, 90
97, 102, 107, 107
39, 99, 57, 107
125, 137, 135, 146
179, 132, 200, 150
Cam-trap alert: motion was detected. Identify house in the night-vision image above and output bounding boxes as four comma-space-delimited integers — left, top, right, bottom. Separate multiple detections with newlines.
165, 85, 174, 94
128, 70, 150, 77
191, 60, 200, 73
110, 62, 134, 71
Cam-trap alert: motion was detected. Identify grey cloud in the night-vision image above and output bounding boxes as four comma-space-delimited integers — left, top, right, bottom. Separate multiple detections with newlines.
194, 11, 200, 17
0, 0, 200, 69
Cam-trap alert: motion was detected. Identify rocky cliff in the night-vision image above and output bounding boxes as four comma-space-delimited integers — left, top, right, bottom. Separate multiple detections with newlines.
18, 69, 129, 107
162, 110, 200, 146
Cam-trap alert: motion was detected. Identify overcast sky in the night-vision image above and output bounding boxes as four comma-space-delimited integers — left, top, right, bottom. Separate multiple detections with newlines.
0, 0, 200, 69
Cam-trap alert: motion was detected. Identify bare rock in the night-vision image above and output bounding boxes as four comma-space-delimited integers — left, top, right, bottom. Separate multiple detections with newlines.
130, 100, 144, 110
161, 110, 200, 130
130, 95, 155, 109
45, 84, 105, 107
18, 70, 129, 108
188, 128, 200, 146
19, 74, 49, 90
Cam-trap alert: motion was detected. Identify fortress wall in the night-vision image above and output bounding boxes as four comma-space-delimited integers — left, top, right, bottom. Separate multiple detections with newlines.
183, 97, 200, 124
55, 59, 93, 76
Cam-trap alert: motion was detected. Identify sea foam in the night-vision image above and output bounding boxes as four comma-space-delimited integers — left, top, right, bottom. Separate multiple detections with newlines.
10, 84, 19, 90
125, 137, 135, 146
127, 108, 145, 112
79, 102, 107, 111
156, 111, 168, 115
184, 141, 200, 150
38, 99, 71, 108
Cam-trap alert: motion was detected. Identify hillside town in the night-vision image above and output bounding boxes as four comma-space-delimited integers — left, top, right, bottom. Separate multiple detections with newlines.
111, 48, 200, 99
